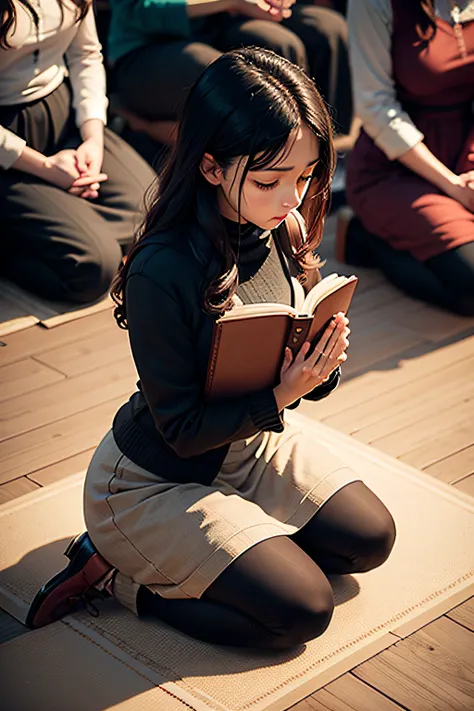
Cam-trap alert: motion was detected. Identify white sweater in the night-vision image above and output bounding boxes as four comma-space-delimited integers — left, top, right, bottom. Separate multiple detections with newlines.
0, 0, 107, 169
347, 0, 474, 160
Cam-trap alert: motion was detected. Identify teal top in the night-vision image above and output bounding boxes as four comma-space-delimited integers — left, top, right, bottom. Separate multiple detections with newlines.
108, 0, 200, 64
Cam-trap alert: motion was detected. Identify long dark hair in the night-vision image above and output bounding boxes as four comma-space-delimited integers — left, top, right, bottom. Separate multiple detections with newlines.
1, 0, 89, 48
415, 0, 438, 42
112, 47, 336, 327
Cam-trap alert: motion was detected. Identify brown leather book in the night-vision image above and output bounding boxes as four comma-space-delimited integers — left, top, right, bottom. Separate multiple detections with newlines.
206, 273, 358, 399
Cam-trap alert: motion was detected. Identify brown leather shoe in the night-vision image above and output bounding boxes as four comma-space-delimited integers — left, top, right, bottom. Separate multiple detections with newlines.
26, 532, 113, 629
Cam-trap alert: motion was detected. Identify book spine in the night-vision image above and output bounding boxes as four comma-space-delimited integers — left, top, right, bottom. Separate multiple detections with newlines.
205, 322, 223, 396
286, 318, 312, 356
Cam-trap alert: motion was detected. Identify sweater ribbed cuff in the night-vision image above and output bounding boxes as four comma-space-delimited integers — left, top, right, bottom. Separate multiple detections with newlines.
249, 388, 284, 433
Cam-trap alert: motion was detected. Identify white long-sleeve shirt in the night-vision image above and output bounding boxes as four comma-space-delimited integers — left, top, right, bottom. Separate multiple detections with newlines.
347, 0, 474, 160
0, 0, 108, 169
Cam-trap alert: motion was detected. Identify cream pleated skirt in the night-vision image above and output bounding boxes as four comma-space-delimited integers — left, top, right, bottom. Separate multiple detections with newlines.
84, 421, 360, 614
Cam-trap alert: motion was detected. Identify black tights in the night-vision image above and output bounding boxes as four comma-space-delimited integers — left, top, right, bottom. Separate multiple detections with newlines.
346, 218, 474, 317
136, 481, 396, 650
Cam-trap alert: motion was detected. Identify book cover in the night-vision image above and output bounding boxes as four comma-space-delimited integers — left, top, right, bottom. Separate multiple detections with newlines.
206, 275, 357, 399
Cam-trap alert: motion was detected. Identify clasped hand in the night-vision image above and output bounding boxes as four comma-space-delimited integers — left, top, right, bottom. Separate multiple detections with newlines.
232, 0, 295, 22
278, 312, 350, 406
44, 138, 107, 199
446, 147, 474, 212
455, 169, 474, 212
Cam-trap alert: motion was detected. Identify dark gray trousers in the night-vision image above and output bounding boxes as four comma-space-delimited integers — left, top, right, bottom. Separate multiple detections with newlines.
0, 81, 155, 303
114, 6, 353, 135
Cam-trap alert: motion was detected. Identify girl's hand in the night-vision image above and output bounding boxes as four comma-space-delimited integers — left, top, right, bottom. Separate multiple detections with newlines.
43, 150, 108, 198
446, 174, 474, 213
68, 172, 108, 200
43, 149, 81, 189
75, 137, 104, 177
458, 170, 474, 191
274, 313, 350, 409
261, 0, 295, 16
231, 0, 293, 22
74, 137, 107, 199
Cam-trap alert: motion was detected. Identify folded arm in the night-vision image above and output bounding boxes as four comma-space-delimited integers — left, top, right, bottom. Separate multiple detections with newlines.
347, 0, 423, 161
348, 0, 468, 197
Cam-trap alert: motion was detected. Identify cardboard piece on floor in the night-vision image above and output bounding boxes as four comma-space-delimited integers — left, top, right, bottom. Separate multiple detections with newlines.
0, 278, 112, 337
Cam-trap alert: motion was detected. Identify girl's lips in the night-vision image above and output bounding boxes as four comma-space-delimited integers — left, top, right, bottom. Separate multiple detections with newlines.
273, 214, 289, 221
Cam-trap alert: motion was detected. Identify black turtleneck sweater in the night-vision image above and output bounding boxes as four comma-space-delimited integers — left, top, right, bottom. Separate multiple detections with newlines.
112, 220, 340, 486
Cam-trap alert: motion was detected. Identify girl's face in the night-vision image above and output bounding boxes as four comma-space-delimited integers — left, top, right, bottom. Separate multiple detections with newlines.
201, 124, 320, 229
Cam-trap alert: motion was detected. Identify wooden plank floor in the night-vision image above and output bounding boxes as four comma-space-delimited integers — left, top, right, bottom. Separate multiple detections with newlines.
1, 219, 474, 710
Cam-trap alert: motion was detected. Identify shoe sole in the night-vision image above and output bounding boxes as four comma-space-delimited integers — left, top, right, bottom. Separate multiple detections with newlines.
26, 534, 112, 629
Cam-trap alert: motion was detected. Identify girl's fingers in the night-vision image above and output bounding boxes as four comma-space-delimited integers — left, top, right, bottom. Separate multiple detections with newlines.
266, 0, 293, 7
70, 173, 108, 188
293, 314, 350, 382
81, 189, 99, 199
326, 329, 350, 363
281, 347, 293, 375
68, 186, 99, 199
295, 340, 311, 364
318, 362, 343, 384
75, 159, 88, 174
313, 352, 347, 384
315, 316, 346, 362
306, 320, 337, 367
310, 331, 350, 382
325, 326, 345, 360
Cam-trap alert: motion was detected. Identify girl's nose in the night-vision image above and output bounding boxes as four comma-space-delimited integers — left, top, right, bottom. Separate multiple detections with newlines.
281, 192, 300, 211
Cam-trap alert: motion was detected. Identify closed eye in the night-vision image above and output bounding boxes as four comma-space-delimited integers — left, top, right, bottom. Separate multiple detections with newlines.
254, 179, 279, 191
254, 173, 314, 192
